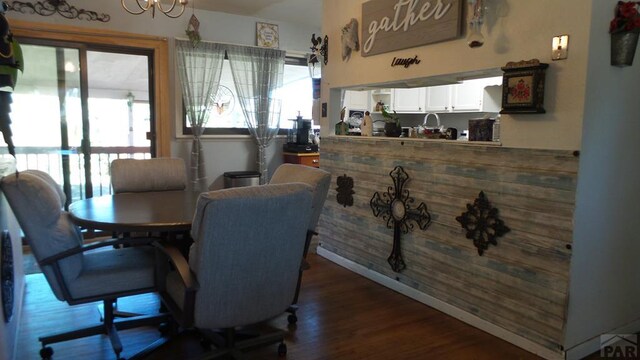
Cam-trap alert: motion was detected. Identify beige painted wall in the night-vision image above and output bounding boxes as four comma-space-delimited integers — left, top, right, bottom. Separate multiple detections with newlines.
320, 0, 591, 151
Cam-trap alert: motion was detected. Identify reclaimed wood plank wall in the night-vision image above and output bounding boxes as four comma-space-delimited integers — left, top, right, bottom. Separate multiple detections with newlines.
317, 137, 579, 353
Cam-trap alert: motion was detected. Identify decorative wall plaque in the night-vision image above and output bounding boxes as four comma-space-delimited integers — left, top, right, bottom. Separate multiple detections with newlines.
256, 22, 279, 49
370, 166, 431, 272
500, 59, 548, 114
361, 0, 462, 57
336, 174, 354, 207
456, 191, 510, 255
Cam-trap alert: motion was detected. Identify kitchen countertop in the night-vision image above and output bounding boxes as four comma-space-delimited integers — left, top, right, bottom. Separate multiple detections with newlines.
325, 135, 501, 147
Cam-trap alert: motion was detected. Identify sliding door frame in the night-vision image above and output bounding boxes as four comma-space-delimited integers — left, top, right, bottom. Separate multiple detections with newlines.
10, 20, 171, 157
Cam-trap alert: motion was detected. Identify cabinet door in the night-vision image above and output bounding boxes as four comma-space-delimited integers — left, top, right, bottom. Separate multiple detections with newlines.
344, 90, 370, 111
392, 87, 426, 112
451, 81, 483, 112
424, 85, 451, 112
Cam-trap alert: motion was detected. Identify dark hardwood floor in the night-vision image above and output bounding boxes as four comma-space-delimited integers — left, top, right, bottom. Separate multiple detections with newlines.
16, 253, 591, 360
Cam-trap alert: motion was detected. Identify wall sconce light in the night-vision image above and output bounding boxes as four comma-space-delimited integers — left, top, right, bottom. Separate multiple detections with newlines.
552, 35, 569, 60
310, 33, 328, 66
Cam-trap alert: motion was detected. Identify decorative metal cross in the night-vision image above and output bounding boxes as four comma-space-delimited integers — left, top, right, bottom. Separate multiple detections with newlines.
456, 191, 510, 256
370, 166, 431, 272
336, 174, 354, 207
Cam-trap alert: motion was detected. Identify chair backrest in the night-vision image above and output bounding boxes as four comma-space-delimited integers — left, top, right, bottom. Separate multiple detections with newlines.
110, 158, 187, 193
0, 170, 83, 301
269, 163, 331, 232
188, 183, 312, 329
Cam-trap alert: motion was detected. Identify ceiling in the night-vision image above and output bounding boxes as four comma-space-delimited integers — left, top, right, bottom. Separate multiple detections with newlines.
191, 0, 321, 28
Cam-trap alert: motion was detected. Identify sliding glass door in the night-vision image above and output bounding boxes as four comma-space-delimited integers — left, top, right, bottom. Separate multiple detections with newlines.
5, 40, 155, 204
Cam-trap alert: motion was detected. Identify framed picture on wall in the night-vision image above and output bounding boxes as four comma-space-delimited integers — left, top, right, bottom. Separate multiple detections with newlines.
500, 59, 549, 114
256, 22, 279, 49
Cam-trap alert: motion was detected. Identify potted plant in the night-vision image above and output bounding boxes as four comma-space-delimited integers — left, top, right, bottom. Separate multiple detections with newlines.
381, 108, 402, 137
609, 1, 640, 66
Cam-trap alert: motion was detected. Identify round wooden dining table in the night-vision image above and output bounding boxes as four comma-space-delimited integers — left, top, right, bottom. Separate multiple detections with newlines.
68, 190, 202, 233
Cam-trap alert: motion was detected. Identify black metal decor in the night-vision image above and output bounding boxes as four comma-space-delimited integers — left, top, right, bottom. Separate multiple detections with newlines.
370, 166, 431, 272
336, 174, 354, 207
310, 33, 328, 66
456, 191, 510, 256
8, 0, 111, 22
1, 230, 13, 323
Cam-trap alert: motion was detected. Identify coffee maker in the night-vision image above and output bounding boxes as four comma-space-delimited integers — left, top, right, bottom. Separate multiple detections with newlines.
284, 114, 318, 153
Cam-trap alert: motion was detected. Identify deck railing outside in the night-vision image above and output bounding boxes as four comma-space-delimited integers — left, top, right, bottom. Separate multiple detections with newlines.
0, 146, 151, 203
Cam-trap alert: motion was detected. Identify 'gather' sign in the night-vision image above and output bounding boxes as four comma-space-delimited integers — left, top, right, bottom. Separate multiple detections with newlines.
362, 0, 462, 57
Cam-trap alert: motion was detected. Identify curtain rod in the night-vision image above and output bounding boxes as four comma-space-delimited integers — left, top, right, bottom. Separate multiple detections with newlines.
174, 37, 308, 57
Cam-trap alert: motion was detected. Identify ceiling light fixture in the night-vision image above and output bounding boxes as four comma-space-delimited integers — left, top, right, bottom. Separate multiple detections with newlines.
121, 0, 188, 18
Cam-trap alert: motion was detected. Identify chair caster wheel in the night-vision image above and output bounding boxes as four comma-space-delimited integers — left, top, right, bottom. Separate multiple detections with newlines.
40, 346, 53, 359
278, 342, 287, 357
287, 314, 297, 324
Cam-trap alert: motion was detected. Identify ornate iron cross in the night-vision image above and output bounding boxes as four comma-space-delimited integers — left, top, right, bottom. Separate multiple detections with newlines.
370, 166, 431, 272
456, 191, 510, 256
336, 174, 354, 207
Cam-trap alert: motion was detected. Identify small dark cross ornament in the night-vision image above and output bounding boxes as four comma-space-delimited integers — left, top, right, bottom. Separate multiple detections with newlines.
1, 230, 14, 323
370, 166, 431, 272
336, 174, 354, 207
456, 191, 510, 256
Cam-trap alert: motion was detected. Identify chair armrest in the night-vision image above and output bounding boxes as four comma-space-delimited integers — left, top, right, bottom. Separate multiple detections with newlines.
152, 241, 199, 292
39, 236, 158, 266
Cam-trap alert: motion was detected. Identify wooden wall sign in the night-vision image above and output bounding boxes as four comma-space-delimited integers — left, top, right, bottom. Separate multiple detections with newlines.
362, 0, 462, 57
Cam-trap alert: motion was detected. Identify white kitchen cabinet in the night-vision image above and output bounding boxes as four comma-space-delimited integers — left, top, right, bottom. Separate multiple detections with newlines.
424, 77, 502, 113
343, 90, 370, 111
425, 85, 452, 112
451, 81, 483, 111
392, 87, 426, 112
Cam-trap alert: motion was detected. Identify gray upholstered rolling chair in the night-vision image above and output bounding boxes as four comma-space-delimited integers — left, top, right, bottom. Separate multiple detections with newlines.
0, 170, 169, 360
269, 163, 331, 323
110, 157, 189, 242
110, 157, 187, 194
154, 183, 313, 358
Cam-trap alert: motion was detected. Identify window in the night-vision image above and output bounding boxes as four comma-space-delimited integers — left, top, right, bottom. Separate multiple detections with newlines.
183, 57, 312, 135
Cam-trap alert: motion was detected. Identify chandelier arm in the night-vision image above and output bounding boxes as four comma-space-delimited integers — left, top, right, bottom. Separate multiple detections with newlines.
162, 4, 186, 18
155, 0, 187, 18
121, 0, 151, 15
154, 0, 177, 13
